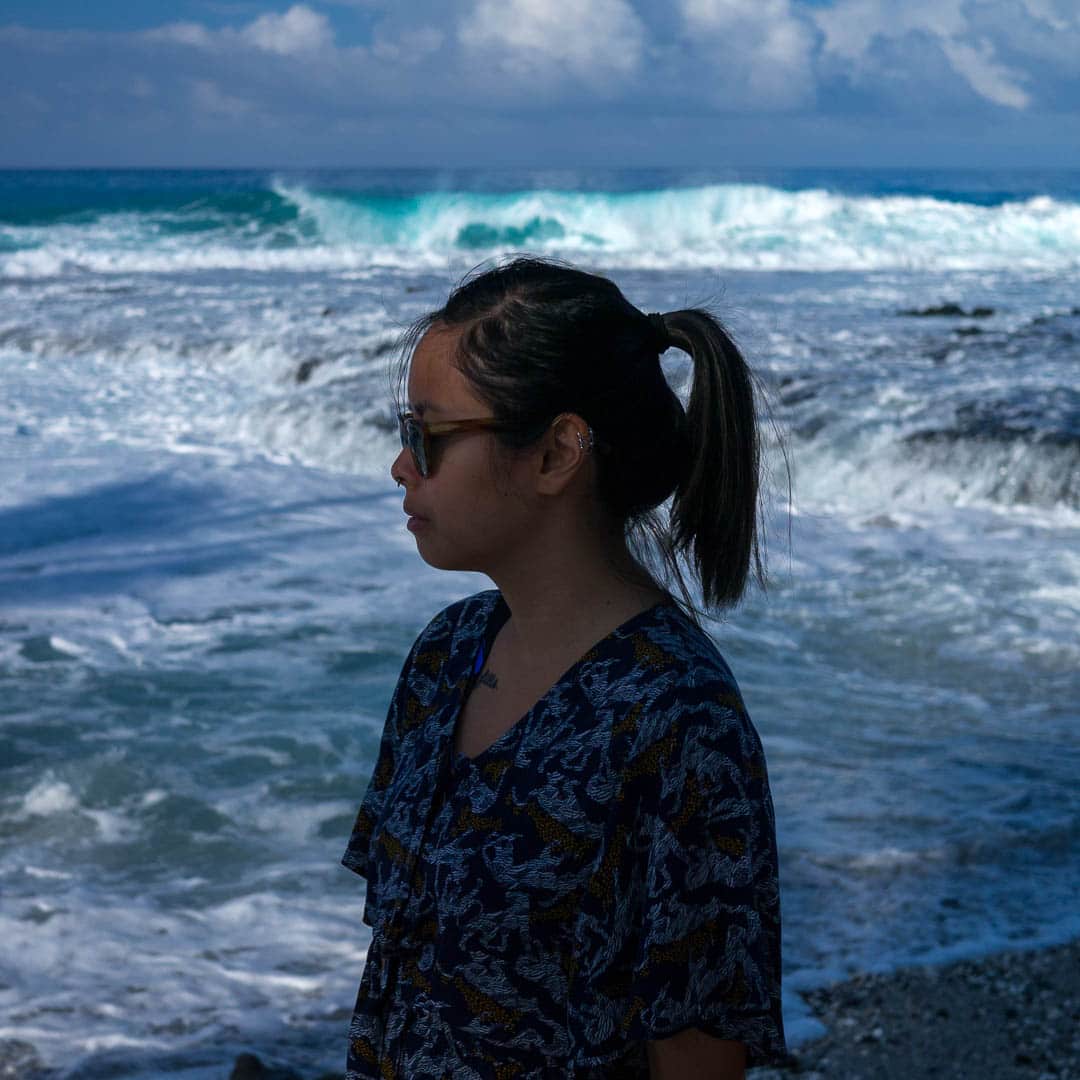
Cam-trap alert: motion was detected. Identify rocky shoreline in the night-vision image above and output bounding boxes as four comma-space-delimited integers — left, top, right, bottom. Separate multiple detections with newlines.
757, 939, 1080, 1080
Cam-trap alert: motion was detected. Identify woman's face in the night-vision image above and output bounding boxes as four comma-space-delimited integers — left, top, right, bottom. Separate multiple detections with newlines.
392, 324, 537, 574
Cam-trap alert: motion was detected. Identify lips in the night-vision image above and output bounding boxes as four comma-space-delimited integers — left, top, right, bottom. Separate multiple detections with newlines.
403, 504, 428, 533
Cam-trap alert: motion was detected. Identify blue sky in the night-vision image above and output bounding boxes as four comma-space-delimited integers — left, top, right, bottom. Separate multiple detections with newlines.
2, 0, 1078, 168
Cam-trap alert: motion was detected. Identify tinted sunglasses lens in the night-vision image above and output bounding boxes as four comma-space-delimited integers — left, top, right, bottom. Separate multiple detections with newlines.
399, 416, 428, 476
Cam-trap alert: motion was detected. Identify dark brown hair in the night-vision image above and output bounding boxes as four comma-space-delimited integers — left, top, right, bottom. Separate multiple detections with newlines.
395, 256, 778, 615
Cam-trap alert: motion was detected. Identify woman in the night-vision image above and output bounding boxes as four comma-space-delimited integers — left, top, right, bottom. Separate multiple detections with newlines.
342, 258, 786, 1079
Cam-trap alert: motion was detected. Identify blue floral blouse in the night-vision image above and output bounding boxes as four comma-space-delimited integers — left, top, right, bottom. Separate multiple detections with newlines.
342, 590, 785, 1078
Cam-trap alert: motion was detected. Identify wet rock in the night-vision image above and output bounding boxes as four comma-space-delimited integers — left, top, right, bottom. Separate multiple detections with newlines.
901, 303, 995, 318
0, 1039, 51, 1079
228, 1052, 303, 1080
364, 337, 396, 359
752, 940, 1080, 1080
295, 358, 324, 384
779, 384, 818, 406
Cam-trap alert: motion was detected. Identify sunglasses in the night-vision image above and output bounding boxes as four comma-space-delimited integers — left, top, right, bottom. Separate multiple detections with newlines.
397, 411, 510, 478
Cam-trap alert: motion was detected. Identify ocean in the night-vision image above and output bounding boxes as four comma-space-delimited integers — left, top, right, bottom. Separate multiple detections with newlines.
1, 167, 1078, 1078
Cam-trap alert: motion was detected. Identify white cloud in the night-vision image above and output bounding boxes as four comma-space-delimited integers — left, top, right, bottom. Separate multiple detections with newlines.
679, 0, 818, 108
191, 78, 254, 120
372, 25, 444, 64
1019, 0, 1077, 31
145, 21, 216, 49
813, 0, 964, 59
144, 5, 335, 58
459, 0, 645, 89
4, 0, 1078, 168
940, 37, 1030, 109
813, 0, 1033, 109
242, 4, 334, 56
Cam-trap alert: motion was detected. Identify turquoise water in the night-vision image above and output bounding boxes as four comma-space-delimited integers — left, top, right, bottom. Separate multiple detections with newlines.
4, 167, 1080, 270
1, 168, 1078, 1078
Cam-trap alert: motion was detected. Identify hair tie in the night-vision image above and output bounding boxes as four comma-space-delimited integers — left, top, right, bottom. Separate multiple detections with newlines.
646, 312, 669, 353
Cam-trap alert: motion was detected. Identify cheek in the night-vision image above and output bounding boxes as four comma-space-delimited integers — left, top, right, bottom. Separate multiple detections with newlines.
415, 469, 530, 570
439, 484, 519, 544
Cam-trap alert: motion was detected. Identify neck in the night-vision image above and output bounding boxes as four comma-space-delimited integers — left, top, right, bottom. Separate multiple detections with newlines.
484, 511, 667, 664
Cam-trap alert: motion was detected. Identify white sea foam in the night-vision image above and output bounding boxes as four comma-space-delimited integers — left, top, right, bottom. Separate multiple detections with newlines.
21, 778, 79, 817
23, 866, 74, 880
3, 182, 1080, 277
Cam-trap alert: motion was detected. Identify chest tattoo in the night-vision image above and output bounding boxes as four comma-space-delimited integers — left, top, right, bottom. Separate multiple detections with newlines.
478, 668, 499, 690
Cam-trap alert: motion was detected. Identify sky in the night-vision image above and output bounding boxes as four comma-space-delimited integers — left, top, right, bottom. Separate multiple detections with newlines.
1, 0, 1078, 169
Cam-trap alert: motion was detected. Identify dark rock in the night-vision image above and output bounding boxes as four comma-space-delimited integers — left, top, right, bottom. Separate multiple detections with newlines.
228, 1052, 303, 1080
19, 636, 77, 663
794, 415, 829, 440
368, 410, 399, 434
779, 384, 818, 406
901, 303, 994, 318
364, 338, 396, 359
230, 1054, 266, 1080
903, 303, 965, 317
295, 358, 323, 384
0, 1039, 50, 1079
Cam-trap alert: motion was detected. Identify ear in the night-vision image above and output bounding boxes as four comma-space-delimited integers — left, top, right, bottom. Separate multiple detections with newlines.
535, 413, 592, 496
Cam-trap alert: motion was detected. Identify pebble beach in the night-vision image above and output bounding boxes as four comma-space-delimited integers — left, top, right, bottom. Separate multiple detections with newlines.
760, 939, 1080, 1080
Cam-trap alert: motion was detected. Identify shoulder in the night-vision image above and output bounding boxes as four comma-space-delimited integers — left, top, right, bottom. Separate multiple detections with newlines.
636, 603, 741, 687
410, 588, 501, 653
401, 589, 502, 682
618, 602, 745, 711
610, 603, 763, 769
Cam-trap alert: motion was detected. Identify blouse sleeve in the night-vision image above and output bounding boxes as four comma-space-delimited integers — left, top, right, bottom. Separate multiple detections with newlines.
340, 638, 419, 880
566, 684, 786, 1069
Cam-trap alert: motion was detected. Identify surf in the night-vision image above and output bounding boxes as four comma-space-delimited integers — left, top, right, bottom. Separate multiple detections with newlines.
3, 173, 1080, 276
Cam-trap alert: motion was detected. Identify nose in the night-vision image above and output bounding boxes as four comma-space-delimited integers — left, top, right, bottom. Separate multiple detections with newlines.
391, 445, 419, 488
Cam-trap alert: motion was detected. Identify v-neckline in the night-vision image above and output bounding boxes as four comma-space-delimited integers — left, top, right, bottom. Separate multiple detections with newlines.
449, 591, 673, 767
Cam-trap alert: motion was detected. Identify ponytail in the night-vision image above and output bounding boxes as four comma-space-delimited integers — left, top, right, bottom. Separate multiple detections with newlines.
656, 309, 766, 611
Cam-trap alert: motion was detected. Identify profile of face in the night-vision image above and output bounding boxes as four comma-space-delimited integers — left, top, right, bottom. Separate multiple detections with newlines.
392, 325, 539, 575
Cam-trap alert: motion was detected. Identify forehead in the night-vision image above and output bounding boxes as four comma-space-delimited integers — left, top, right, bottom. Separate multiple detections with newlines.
407, 324, 485, 415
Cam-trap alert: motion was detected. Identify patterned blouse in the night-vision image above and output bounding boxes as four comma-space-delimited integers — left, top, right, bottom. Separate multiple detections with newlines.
342, 590, 785, 1078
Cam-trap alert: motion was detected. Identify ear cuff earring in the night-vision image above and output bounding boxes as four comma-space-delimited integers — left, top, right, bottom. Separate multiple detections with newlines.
577, 427, 595, 453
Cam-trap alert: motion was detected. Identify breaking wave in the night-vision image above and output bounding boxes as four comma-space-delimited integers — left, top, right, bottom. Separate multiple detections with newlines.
3, 178, 1080, 277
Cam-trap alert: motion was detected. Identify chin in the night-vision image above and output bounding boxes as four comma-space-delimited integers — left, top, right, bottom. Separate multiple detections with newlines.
414, 536, 484, 574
